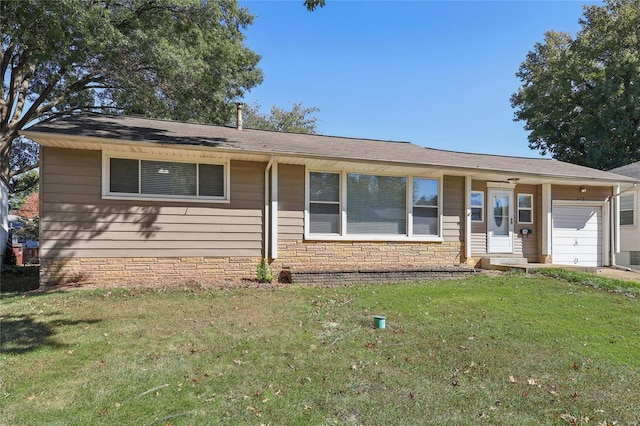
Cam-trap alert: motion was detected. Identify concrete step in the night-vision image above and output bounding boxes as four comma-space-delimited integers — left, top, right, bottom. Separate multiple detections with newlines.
480, 256, 528, 270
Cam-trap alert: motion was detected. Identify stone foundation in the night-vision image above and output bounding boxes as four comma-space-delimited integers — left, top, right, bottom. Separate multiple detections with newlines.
273, 239, 464, 272
39, 240, 468, 288
39, 256, 262, 288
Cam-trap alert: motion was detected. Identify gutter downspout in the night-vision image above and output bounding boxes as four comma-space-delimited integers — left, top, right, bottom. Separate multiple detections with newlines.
271, 161, 279, 259
264, 156, 274, 260
464, 176, 472, 262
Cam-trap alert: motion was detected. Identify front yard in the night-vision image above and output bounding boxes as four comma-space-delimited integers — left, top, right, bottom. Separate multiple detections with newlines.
1, 274, 639, 425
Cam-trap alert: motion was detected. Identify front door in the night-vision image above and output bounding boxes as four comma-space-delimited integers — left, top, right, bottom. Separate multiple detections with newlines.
488, 189, 514, 253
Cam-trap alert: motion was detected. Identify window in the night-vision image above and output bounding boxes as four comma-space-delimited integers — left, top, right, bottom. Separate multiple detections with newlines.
347, 174, 406, 235
105, 155, 228, 201
309, 172, 340, 234
620, 194, 635, 226
517, 194, 533, 224
412, 178, 439, 235
470, 191, 484, 222
307, 170, 440, 240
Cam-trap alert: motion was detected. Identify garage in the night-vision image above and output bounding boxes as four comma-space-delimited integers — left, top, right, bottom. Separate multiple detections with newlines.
552, 204, 603, 267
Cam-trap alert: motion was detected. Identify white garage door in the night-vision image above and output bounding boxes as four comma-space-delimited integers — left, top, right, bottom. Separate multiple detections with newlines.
552, 205, 602, 267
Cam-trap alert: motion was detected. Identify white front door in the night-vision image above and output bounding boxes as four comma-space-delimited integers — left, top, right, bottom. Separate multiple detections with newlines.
488, 189, 514, 253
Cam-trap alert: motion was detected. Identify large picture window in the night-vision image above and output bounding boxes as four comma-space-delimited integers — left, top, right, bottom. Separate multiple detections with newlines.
307, 170, 440, 240
105, 155, 228, 201
347, 174, 406, 234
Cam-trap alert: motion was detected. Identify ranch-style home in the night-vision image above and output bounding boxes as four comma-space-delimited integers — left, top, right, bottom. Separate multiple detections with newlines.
23, 113, 637, 287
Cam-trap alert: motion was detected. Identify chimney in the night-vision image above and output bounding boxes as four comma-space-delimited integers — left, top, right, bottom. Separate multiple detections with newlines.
236, 102, 243, 130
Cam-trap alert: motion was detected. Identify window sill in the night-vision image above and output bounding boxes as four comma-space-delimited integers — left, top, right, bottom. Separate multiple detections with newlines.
304, 234, 444, 243
102, 194, 230, 204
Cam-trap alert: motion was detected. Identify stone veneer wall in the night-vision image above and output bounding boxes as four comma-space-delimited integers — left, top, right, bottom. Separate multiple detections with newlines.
39, 256, 263, 288
275, 240, 463, 270
40, 240, 466, 287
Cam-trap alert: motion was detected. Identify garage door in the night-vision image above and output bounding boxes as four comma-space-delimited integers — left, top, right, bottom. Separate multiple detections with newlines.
552, 205, 602, 267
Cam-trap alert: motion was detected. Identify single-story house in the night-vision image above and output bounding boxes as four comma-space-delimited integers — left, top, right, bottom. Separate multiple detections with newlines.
608, 162, 640, 269
0, 175, 9, 265
22, 112, 637, 287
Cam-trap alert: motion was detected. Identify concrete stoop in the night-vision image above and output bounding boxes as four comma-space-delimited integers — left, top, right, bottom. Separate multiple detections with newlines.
480, 256, 597, 274
480, 256, 528, 271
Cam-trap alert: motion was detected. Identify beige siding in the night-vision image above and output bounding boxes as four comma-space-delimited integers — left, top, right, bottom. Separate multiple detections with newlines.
552, 185, 612, 202
278, 164, 305, 241
470, 181, 487, 255
442, 175, 464, 242
515, 184, 539, 261
40, 147, 265, 259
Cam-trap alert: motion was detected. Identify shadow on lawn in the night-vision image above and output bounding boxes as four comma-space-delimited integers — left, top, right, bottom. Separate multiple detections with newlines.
0, 314, 101, 355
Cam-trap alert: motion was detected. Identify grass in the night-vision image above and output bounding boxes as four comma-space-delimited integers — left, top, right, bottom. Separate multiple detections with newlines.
1, 274, 639, 425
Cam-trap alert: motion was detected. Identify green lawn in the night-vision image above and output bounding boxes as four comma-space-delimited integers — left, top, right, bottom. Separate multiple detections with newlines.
1, 274, 639, 425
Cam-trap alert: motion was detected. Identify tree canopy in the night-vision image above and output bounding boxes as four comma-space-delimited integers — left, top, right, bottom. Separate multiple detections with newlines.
0, 0, 263, 181
238, 102, 320, 134
511, 0, 640, 170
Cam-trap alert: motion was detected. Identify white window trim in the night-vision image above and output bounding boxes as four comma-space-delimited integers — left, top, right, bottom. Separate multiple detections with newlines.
470, 190, 484, 223
305, 168, 443, 242
102, 151, 230, 203
620, 193, 636, 227
517, 193, 534, 224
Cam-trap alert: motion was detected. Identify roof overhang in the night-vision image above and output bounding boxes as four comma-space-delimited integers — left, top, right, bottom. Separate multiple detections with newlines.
24, 130, 638, 189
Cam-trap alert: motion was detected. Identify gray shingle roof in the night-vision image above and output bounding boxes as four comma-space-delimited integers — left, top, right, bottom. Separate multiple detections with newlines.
610, 162, 640, 179
24, 113, 637, 183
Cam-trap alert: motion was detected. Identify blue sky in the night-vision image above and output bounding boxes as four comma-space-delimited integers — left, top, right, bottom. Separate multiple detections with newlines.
238, 0, 599, 158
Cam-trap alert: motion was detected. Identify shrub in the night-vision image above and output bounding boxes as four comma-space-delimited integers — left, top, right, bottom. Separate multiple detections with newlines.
257, 258, 273, 283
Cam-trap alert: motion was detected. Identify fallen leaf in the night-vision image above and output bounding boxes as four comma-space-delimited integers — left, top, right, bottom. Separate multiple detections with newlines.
508, 376, 517, 383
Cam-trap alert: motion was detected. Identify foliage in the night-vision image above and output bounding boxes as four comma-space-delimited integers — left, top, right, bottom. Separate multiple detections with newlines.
304, 0, 325, 11
256, 258, 273, 283
8, 169, 39, 212
12, 217, 39, 242
0, 0, 263, 181
15, 191, 38, 219
237, 102, 320, 134
1, 276, 640, 424
511, 0, 640, 170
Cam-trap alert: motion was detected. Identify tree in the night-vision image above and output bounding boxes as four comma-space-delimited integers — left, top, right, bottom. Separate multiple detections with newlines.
237, 102, 320, 134
304, 0, 325, 11
0, 0, 263, 181
8, 169, 38, 212
511, 0, 640, 170
12, 192, 39, 242
16, 192, 38, 220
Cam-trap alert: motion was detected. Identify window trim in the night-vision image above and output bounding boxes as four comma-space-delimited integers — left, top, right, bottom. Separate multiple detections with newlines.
470, 190, 484, 223
517, 193, 533, 224
620, 193, 635, 227
305, 168, 443, 242
102, 152, 230, 203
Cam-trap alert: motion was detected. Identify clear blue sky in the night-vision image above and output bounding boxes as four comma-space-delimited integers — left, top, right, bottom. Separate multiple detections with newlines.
238, 0, 599, 158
